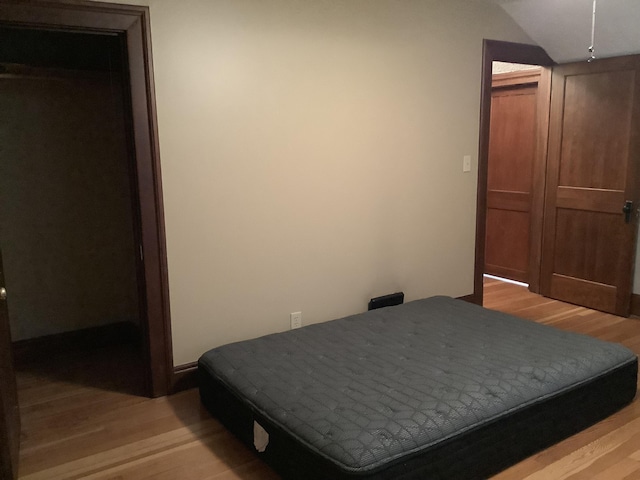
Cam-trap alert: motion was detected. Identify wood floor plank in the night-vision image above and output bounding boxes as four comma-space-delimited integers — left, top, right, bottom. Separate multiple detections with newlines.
518, 420, 640, 480
15, 278, 640, 479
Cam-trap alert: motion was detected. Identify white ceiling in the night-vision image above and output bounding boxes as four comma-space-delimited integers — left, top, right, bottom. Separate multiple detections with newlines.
488, 0, 640, 63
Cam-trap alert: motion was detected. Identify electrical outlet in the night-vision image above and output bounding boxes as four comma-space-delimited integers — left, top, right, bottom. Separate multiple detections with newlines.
290, 311, 302, 329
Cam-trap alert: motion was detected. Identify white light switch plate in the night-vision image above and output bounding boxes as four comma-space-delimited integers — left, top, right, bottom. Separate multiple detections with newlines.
463, 155, 472, 173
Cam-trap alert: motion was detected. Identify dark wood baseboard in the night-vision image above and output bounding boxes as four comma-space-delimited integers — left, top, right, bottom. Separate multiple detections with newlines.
631, 294, 640, 317
12, 321, 140, 366
172, 361, 198, 393
457, 293, 480, 305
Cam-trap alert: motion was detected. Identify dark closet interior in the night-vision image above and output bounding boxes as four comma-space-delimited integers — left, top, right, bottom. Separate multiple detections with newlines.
0, 27, 143, 395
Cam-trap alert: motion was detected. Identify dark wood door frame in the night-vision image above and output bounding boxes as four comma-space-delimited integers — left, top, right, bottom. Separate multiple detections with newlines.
0, 0, 172, 397
0, 250, 19, 480
472, 40, 555, 305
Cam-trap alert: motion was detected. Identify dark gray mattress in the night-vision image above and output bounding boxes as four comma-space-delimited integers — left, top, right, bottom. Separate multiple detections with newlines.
199, 296, 637, 479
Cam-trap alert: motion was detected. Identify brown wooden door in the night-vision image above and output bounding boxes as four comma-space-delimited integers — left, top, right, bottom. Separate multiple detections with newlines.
541, 55, 640, 316
0, 249, 19, 480
485, 75, 538, 283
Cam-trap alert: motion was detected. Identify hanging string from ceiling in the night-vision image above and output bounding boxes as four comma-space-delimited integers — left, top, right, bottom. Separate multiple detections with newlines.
588, 0, 597, 62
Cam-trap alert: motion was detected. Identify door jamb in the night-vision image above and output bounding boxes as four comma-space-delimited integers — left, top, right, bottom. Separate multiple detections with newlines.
0, 0, 173, 397
472, 40, 555, 305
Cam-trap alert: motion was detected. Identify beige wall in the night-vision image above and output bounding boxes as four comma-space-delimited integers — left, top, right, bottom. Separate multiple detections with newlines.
0, 72, 139, 340
101, 0, 532, 365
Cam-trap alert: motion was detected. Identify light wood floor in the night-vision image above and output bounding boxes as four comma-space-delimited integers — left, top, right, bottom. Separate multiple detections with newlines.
15, 278, 640, 479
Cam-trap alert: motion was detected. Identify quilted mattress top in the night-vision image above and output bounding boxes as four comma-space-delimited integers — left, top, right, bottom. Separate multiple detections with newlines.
198, 296, 636, 474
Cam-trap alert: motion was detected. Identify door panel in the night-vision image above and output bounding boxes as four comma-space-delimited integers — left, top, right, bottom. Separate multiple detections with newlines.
486, 208, 531, 280
485, 82, 538, 283
553, 209, 621, 286
558, 71, 633, 190
541, 56, 640, 316
0, 249, 19, 480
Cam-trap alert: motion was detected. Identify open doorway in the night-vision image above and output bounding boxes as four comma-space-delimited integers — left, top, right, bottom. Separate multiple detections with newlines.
485, 61, 540, 287
483, 61, 541, 296
472, 40, 555, 306
0, 27, 145, 395
0, 2, 172, 399
0, 5, 172, 476
476, 42, 640, 316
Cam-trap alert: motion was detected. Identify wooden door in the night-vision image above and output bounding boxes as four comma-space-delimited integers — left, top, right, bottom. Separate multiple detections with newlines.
541, 55, 640, 316
0, 249, 19, 480
485, 72, 539, 283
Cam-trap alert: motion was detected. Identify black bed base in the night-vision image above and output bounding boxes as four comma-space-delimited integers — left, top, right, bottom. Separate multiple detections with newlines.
199, 360, 637, 479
